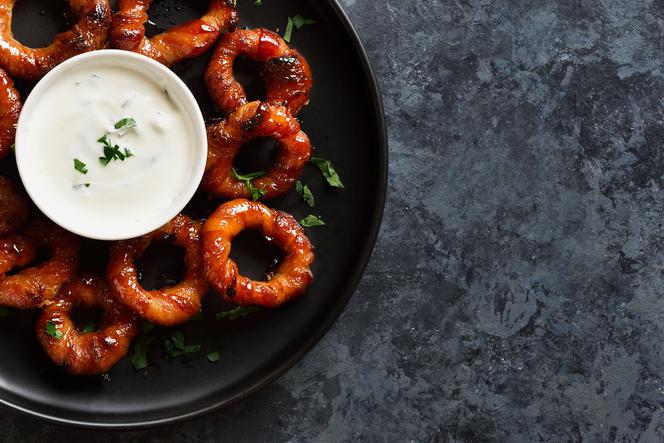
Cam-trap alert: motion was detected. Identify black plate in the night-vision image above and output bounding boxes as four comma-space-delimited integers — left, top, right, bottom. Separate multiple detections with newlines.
0, 0, 386, 428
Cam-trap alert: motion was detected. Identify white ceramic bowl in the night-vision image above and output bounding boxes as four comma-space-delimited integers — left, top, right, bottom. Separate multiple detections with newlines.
15, 50, 207, 241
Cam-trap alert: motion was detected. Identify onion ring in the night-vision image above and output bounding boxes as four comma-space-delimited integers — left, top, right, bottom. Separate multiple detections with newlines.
0, 68, 20, 159
0, 218, 80, 309
0, 0, 112, 80
0, 176, 28, 236
35, 274, 140, 375
205, 28, 312, 115
202, 101, 312, 200
107, 214, 208, 326
202, 199, 314, 308
111, 0, 238, 66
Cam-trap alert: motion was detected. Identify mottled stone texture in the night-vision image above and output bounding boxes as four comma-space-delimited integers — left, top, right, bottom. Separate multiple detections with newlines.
7, 0, 664, 441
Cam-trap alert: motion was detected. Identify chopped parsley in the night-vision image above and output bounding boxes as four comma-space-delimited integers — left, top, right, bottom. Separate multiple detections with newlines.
98, 134, 134, 165
284, 15, 316, 43
74, 158, 88, 174
254, 0, 263, 5
295, 181, 315, 207
206, 346, 221, 363
163, 331, 201, 359
232, 168, 267, 201
45, 320, 63, 339
130, 336, 154, 370
81, 323, 95, 334
310, 157, 344, 188
300, 214, 326, 227
246, 181, 267, 201
216, 306, 259, 320
114, 117, 136, 130
232, 168, 264, 181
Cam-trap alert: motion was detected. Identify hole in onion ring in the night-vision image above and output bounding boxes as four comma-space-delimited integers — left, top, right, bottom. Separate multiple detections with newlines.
229, 230, 282, 281
135, 240, 186, 290
144, 0, 208, 38
11, 0, 70, 48
70, 305, 103, 333
233, 57, 267, 103
232, 137, 278, 176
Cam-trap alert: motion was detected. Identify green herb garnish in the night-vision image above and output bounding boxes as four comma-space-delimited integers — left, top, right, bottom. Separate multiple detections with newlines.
81, 323, 95, 334
74, 158, 88, 174
310, 157, 343, 188
254, 0, 263, 5
98, 134, 133, 165
247, 181, 267, 200
300, 214, 326, 227
284, 15, 316, 42
164, 331, 201, 359
296, 181, 314, 207
130, 336, 154, 370
206, 346, 221, 363
45, 320, 63, 339
232, 168, 267, 201
216, 306, 259, 321
114, 118, 136, 130
232, 168, 264, 181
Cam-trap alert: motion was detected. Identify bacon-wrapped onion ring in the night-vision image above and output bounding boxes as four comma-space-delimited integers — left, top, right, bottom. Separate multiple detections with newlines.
0, 176, 28, 236
202, 101, 312, 200
0, 218, 80, 308
0, 0, 112, 80
111, 0, 238, 66
36, 274, 139, 375
205, 28, 312, 116
202, 199, 314, 308
107, 214, 208, 326
0, 69, 20, 159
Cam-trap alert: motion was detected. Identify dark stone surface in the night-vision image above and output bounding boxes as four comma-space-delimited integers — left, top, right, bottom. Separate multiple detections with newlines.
6, 0, 664, 441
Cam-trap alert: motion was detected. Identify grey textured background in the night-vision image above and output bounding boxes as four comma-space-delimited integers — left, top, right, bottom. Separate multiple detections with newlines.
6, 0, 664, 441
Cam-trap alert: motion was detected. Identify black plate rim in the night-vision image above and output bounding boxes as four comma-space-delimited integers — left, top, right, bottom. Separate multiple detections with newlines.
0, 0, 388, 429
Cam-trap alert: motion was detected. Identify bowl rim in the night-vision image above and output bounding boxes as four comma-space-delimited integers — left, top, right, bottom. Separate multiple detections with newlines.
14, 49, 208, 241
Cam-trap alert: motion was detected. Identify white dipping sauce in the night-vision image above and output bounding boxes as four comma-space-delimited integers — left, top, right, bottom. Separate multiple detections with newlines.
16, 51, 207, 240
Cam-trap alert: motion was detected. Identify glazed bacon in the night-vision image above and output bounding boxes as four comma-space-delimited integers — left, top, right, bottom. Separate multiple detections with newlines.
36, 274, 140, 375
107, 214, 208, 326
0, 69, 19, 160
0, 0, 112, 80
0, 176, 28, 236
203, 101, 312, 200
205, 28, 312, 116
202, 199, 314, 308
111, 0, 238, 66
0, 218, 79, 309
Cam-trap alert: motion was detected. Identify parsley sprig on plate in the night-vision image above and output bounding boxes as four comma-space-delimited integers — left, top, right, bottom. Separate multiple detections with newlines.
216, 306, 259, 320
284, 15, 316, 42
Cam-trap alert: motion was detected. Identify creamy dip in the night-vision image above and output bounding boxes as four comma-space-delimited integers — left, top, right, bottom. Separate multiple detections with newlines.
17, 52, 205, 240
